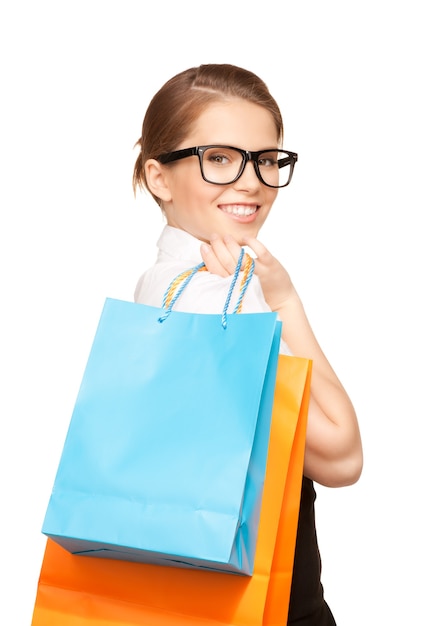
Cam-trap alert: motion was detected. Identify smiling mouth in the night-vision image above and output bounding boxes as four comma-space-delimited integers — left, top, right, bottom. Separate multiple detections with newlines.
220, 205, 258, 216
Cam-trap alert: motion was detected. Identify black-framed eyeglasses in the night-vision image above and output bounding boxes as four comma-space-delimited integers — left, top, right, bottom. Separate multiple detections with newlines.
157, 145, 298, 188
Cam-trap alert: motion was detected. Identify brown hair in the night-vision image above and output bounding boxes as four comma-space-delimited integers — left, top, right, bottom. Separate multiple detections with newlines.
132, 64, 284, 203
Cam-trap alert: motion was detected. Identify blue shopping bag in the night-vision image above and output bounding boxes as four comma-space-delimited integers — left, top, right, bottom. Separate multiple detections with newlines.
42, 251, 281, 575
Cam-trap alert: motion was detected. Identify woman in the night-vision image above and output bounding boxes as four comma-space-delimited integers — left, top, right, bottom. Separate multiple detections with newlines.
133, 63, 363, 625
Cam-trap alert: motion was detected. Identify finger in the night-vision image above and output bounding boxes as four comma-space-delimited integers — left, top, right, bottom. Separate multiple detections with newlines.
208, 234, 239, 274
200, 242, 231, 276
222, 234, 244, 269
241, 237, 272, 265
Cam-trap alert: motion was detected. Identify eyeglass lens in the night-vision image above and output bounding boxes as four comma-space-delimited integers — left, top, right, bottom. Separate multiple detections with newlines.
200, 147, 292, 187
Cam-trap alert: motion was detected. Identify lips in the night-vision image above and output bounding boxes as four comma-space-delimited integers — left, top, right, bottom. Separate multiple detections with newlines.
220, 204, 258, 216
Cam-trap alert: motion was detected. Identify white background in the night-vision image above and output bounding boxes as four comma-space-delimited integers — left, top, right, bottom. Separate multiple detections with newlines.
1, 1, 431, 624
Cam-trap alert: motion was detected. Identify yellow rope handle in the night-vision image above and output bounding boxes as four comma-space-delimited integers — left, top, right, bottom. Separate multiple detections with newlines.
236, 253, 254, 313
163, 265, 207, 309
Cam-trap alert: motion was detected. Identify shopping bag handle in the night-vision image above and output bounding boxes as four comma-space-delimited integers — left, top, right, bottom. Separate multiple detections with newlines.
159, 248, 255, 328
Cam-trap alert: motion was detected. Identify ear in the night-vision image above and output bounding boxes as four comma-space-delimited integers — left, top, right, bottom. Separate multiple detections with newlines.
145, 159, 172, 202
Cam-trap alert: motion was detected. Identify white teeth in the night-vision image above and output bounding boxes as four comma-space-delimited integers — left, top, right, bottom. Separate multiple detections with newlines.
222, 205, 257, 216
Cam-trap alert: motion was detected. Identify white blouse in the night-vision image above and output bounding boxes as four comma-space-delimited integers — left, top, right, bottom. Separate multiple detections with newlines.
134, 225, 291, 354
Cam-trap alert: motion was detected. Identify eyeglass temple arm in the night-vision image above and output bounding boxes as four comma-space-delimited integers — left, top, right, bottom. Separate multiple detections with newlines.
279, 152, 298, 169
158, 147, 198, 164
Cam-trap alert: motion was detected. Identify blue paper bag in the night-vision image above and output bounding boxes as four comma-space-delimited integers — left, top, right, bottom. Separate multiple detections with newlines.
42, 256, 281, 575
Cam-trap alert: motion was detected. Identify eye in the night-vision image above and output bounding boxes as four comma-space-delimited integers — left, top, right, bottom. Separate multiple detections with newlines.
204, 148, 236, 166
258, 152, 279, 168
209, 153, 230, 165
258, 157, 276, 167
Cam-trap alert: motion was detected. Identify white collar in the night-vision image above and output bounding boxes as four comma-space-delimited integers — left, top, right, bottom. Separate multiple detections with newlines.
156, 225, 204, 264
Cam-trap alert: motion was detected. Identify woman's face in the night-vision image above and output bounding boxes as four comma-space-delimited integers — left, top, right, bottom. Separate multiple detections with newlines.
154, 100, 280, 243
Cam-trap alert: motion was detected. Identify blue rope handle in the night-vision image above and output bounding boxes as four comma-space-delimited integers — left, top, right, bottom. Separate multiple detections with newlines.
159, 248, 255, 328
221, 248, 255, 328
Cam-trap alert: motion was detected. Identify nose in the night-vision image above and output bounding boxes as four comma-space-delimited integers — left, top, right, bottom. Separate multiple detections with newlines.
234, 159, 260, 190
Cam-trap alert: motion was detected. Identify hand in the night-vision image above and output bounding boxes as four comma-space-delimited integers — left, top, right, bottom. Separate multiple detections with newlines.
200, 234, 296, 313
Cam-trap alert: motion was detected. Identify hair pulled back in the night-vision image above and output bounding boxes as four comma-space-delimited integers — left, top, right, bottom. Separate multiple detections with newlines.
132, 64, 284, 202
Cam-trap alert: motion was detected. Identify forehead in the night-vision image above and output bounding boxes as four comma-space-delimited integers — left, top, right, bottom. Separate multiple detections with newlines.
181, 99, 279, 150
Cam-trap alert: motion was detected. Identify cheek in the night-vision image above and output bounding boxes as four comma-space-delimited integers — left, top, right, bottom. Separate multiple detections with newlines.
261, 189, 278, 212
268, 188, 279, 203
265, 192, 278, 216
189, 185, 224, 208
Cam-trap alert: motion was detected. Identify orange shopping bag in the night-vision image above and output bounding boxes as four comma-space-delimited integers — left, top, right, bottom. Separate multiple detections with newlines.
31, 355, 311, 626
